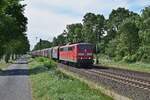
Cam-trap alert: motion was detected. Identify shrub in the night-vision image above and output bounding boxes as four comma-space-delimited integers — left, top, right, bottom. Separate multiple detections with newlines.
136, 46, 150, 63
36, 57, 45, 62
114, 55, 122, 61
122, 55, 136, 63
131, 54, 137, 62
43, 60, 57, 69
105, 39, 118, 58
141, 54, 150, 63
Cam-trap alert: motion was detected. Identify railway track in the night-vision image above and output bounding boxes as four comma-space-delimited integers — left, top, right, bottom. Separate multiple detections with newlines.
59, 63, 150, 91
58, 63, 150, 100
84, 69, 150, 91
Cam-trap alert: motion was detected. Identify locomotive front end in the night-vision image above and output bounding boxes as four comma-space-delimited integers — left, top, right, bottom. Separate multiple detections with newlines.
77, 43, 94, 65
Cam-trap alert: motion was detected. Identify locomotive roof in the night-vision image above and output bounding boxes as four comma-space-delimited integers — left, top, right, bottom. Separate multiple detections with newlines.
60, 43, 92, 48
32, 43, 92, 52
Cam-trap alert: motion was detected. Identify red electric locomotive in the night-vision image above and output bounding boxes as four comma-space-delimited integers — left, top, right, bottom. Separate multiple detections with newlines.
31, 43, 94, 66
59, 43, 94, 65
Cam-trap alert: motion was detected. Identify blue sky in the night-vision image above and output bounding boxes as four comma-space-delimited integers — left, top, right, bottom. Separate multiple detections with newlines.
22, 0, 150, 49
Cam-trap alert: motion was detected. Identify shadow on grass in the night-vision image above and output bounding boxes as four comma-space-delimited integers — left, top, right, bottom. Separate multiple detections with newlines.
0, 66, 48, 76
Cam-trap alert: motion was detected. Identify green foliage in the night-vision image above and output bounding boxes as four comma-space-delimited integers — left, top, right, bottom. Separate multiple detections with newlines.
0, 0, 30, 62
66, 23, 83, 43
35, 57, 57, 69
33, 39, 52, 50
82, 13, 105, 44
137, 6, 150, 62
122, 55, 136, 63
99, 56, 150, 73
35, 57, 45, 62
117, 19, 140, 56
43, 60, 57, 69
56, 33, 67, 45
52, 37, 59, 46
136, 46, 150, 63
105, 39, 118, 57
108, 7, 138, 32
105, 7, 148, 63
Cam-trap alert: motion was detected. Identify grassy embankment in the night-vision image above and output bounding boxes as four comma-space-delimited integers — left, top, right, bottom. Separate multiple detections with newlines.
99, 55, 150, 73
29, 57, 112, 100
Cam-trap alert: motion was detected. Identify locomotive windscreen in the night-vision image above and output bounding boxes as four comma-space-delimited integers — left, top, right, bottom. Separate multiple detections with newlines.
78, 44, 93, 51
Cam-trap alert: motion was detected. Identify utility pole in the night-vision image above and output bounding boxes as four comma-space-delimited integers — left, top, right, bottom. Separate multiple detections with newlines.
93, 25, 99, 64
95, 44, 99, 64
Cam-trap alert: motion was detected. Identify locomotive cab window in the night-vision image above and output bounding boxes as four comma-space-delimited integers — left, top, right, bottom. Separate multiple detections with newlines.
78, 44, 93, 51
64, 47, 68, 51
60, 48, 63, 51
68, 46, 74, 51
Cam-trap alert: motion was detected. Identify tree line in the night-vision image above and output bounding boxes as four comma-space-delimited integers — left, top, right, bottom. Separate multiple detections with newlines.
34, 6, 150, 63
33, 39, 52, 50
0, 0, 30, 63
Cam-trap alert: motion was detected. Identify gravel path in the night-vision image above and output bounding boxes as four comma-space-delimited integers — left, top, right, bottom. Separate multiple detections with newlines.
0, 58, 32, 100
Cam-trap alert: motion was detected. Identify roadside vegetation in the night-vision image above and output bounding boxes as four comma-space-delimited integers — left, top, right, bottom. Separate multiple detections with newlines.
29, 57, 112, 100
0, 0, 30, 63
99, 55, 150, 73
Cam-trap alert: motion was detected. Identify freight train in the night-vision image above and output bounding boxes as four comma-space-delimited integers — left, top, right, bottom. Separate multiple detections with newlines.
31, 43, 94, 66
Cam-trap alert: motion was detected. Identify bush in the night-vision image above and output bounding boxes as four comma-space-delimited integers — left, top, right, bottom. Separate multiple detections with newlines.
136, 46, 150, 63
43, 60, 57, 69
35, 57, 57, 69
105, 39, 118, 58
122, 55, 136, 63
131, 54, 137, 62
141, 54, 150, 63
36, 57, 45, 62
114, 55, 122, 61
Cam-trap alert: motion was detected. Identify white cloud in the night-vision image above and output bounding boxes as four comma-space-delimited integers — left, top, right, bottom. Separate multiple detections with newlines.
23, 0, 81, 49
30, 0, 129, 17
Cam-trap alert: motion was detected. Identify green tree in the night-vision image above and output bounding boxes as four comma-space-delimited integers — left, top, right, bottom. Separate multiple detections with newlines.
66, 23, 83, 43
57, 34, 67, 45
105, 8, 140, 62
82, 13, 105, 44
0, 0, 30, 62
107, 8, 139, 41
118, 19, 140, 56
137, 6, 150, 62
33, 39, 52, 50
